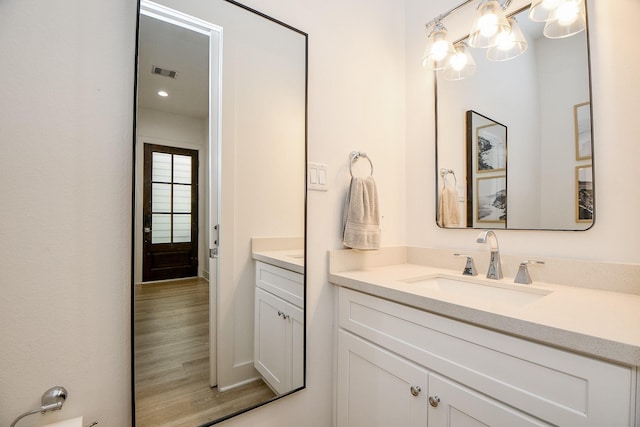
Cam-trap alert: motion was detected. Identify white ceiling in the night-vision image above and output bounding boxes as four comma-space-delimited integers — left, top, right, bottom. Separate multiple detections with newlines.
137, 15, 209, 119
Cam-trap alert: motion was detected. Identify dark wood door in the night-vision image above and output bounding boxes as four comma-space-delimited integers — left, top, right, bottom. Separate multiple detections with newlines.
143, 143, 198, 282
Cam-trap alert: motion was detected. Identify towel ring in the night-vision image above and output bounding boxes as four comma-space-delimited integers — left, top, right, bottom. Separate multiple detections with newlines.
440, 168, 457, 186
350, 151, 374, 178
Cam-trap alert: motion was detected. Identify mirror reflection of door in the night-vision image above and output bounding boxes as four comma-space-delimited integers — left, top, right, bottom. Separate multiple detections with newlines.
143, 144, 198, 281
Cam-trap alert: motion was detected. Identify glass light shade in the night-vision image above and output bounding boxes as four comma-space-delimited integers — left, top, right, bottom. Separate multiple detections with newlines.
444, 43, 477, 80
486, 17, 528, 61
422, 29, 456, 71
468, 0, 511, 48
543, 0, 586, 38
529, 0, 563, 22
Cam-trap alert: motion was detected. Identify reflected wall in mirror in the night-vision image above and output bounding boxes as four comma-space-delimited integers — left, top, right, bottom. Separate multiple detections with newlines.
133, 1, 307, 425
436, 1, 594, 230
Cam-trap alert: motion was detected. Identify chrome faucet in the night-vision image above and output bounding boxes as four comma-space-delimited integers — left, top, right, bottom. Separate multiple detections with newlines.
514, 260, 545, 284
454, 253, 478, 276
476, 230, 502, 280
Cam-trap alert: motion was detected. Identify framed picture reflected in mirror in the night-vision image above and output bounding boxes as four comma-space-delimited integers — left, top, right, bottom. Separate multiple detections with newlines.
476, 175, 507, 225
576, 165, 593, 222
574, 102, 592, 160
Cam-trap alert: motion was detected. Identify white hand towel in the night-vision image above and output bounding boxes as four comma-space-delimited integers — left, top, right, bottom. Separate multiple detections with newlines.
438, 185, 461, 227
343, 176, 380, 250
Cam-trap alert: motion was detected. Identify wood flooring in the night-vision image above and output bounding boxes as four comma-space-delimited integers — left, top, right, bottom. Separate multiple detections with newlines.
134, 277, 276, 427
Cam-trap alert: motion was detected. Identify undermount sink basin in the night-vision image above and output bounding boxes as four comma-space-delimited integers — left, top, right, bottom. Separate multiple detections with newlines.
401, 276, 552, 307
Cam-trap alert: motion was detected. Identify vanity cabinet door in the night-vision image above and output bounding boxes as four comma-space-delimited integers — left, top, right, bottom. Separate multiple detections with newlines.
427, 374, 550, 427
255, 287, 288, 394
337, 330, 429, 427
254, 287, 303, 394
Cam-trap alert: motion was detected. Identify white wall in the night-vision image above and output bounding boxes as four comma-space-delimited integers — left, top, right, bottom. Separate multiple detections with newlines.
0, 0, 136, 425
537, 32, 591, 229
407, 0, 640, 264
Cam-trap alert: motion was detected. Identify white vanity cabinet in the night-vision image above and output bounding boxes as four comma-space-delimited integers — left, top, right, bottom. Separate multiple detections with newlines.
336, 287, 635, 427
337, 330, 430, 426
254, 261, 304, 394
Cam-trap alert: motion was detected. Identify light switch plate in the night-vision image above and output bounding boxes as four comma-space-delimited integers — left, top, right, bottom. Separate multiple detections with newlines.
308, 162, 328, 191
456, 185, 466, 203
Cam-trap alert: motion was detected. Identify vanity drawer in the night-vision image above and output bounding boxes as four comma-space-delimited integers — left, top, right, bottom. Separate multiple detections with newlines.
256, 261, 303, 308
338, 287, 634, 426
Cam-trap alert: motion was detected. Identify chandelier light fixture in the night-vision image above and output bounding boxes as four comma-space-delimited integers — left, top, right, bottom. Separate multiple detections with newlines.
422, 0, 586, 80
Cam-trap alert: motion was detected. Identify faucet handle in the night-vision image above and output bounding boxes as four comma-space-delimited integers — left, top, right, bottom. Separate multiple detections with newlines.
514, 260, 545, 284
454, 253, 478, 276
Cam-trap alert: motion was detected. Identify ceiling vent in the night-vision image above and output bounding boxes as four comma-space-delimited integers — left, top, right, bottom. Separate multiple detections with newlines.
151, 66, 178, 79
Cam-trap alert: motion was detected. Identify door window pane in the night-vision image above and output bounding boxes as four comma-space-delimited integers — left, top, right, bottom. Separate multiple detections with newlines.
152, 183, 171, 213
152, 152, 172, 182
151, 214, 171, 243
173, 184, 192, 213
173, 154, 192, 184
173, 214, 191, 243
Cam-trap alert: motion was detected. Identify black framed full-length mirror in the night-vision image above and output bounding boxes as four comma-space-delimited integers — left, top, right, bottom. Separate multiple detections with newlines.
132, 0, 307, 425
435, 0, 593, 230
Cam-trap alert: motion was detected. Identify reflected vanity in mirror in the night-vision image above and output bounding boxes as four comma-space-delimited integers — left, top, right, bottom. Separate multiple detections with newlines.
434, 0, 594, 230
133, 0, 307, 425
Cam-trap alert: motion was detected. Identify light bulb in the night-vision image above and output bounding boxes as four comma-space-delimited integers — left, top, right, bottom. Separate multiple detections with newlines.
449, 51, 468, 71
478, 13, 499, 38
444, 43, 476, 80
423, 28, 455, 70
555, 2, 580, 25
469, 1, 510, 48
495, 30, 515, 51
431, 38, 450, 61
487, 17, 527, 61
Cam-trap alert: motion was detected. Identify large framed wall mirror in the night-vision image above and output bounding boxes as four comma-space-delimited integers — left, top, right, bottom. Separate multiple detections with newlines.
435, 0, 594, 230
132, 0, 307, 425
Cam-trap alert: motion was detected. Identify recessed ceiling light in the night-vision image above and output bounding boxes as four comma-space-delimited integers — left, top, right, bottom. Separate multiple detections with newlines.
158, 90, 169, 97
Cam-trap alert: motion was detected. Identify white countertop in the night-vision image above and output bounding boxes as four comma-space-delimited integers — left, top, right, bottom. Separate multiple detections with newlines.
252, 249, 304, 274
329, 263, 640, 366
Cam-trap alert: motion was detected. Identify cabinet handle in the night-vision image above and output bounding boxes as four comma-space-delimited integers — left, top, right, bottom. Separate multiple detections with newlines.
428, 395, 440, 408
410, 385, 421, 396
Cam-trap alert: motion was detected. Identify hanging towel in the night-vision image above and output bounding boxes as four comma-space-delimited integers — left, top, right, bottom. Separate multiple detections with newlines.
343, 176, 381, 250
438, 185, 461, 227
